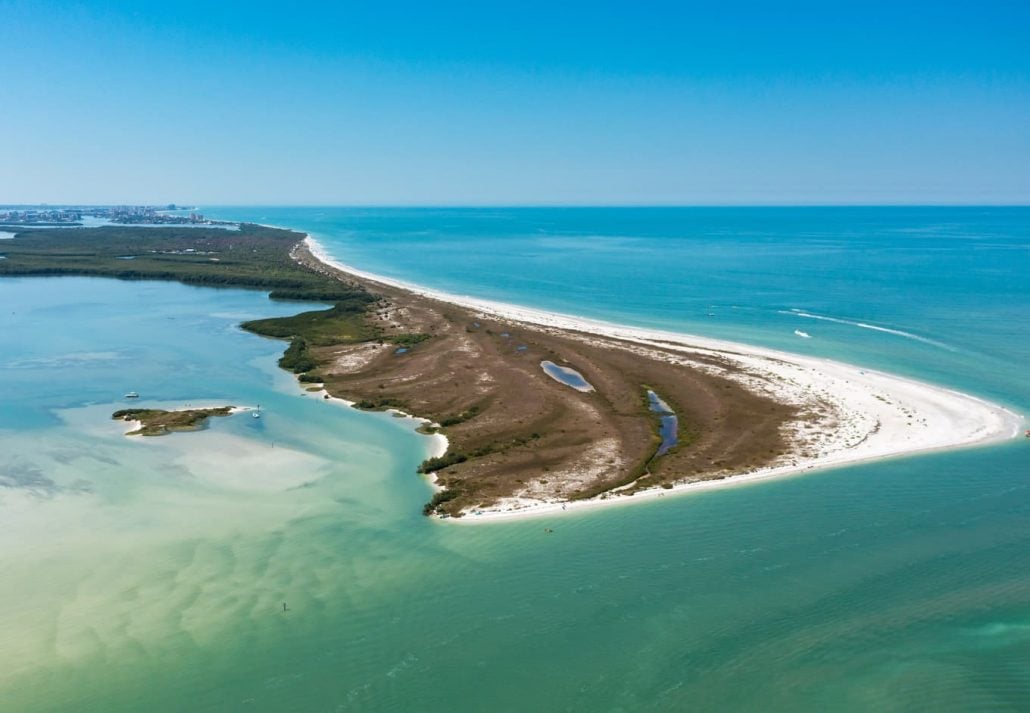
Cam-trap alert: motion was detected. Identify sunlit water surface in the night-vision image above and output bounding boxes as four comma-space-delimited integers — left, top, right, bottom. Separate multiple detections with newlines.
1, 207, 1028, 711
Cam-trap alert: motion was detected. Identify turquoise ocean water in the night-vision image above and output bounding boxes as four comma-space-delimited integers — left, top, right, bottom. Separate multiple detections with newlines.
1, 208, 1028, 711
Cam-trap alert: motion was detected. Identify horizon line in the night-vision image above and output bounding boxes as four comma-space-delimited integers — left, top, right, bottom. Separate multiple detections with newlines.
2, 202, 1029, 209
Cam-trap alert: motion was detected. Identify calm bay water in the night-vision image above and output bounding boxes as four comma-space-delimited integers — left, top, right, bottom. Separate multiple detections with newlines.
1, 208, 1028, 711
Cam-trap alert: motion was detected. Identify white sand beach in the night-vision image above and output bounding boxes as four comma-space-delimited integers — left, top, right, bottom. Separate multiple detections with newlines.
307, 386, 450, 461
303, 237, 1024, 522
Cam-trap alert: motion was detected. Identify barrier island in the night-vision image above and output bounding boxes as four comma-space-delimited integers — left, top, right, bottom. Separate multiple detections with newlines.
1, 222, 1017, 519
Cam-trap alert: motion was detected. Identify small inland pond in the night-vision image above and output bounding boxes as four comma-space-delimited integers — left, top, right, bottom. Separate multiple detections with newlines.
646, 389, 679, 456
540, 360, 594, 392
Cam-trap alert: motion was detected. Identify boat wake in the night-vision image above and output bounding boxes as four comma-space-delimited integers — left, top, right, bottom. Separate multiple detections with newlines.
783, 309, 956, 351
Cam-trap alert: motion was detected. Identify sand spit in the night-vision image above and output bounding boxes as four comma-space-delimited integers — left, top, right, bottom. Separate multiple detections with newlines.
303, 237, 1023, 522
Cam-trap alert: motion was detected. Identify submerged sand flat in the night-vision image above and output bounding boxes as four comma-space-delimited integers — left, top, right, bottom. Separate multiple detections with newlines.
0, 394, 433, 686
304, 237, 1023, 521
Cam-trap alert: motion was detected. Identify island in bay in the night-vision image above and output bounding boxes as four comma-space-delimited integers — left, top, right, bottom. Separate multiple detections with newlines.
0, 220, 1017, 519
113, 406, 238, 436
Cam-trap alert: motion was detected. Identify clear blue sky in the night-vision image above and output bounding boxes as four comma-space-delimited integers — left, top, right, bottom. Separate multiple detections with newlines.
1, 0, 1028, 205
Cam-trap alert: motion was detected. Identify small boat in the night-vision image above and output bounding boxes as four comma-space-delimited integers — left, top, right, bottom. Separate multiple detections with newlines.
124, 391, 139, 398
252, 411, 261, 419
794, 330, 811, 339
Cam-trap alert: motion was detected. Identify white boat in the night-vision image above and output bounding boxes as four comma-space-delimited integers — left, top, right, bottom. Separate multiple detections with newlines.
124, 391, 139, 398
252, 411, 261, 419
794, 330, 811, 339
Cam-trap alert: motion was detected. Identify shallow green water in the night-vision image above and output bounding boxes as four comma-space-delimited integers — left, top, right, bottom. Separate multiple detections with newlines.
2, 208, 1029, 711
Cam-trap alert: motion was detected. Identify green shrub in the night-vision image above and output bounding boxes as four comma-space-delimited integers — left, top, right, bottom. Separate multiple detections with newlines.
422, 489, 460, 515
279, 338, 316, 373
439, 405, 481, 427
417, 451, 468, 474
354, 397, 405, 410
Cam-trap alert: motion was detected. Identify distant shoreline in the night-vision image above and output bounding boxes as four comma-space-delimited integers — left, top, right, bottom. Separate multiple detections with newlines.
301, 235, 1024, 522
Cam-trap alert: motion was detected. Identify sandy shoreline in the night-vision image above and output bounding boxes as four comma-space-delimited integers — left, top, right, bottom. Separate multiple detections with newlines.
304, 385, 449, 478
302, 236, 1024, 523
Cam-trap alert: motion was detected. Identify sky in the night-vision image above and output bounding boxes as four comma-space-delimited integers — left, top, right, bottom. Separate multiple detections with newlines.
1, 0, 1028, 205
